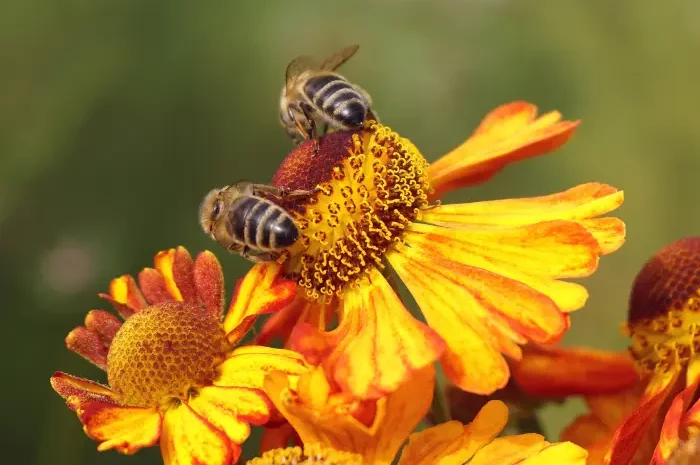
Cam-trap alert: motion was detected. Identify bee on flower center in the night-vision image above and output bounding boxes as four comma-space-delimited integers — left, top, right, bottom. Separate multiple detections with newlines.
279, 44, 378, 155
199, 181, 316, 263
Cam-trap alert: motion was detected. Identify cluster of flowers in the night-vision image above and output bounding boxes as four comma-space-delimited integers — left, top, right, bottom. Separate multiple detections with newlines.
50, 102, 699, 464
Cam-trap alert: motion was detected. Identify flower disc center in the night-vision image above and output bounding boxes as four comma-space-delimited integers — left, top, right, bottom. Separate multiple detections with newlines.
277, 123, 431, 301
107, 302, 227, 407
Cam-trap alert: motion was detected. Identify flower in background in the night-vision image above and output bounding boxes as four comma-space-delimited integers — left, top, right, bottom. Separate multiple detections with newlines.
254, 365, 588, 465
50, 247, 309, 465
605, 237, 700, 465
257, 102, 625, 399
510, 344, 643, 465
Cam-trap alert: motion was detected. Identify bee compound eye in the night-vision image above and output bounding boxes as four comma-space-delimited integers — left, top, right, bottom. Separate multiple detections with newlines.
212, 200, 223, 218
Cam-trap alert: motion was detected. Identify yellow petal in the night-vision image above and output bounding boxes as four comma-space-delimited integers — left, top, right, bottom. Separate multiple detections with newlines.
78, 401, 161, 454
188, 385, 271, 445
427, 101, 580, 198
216, 346, 309, 389
419, 183, 625, 255
389, 245, 566, 394
264, 365, 435, 465
160, 403, 235, 465
404, 221, 596, 312
518, 442, 588, 465
154, 249, 184, 302
224, 262, 297, 334
332, 268, 445, 399
464, 435, 549, 465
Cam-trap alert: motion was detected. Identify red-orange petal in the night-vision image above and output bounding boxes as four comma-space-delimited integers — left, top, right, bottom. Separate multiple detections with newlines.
223, 262, 297, 334
50, 372, 117, 410
389, 244, 567, 395
330, 268, 445, 399
84, 309, 122, 346
193, 251, 225, 319
161, 403, 236, 465
427, 102, 580, 199
260, 423, 298, 453
605, 369, 680, 465
512, 345, 640, 398
138, 267, 172, 305
99, 275, 146, 318
79, 401, 161, 454
651, 380, 700, 465
65, 326, 109, 370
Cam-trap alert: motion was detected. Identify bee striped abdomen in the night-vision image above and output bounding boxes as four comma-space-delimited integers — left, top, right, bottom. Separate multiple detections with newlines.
227, 196, 298, 251
304, 75, 367, 128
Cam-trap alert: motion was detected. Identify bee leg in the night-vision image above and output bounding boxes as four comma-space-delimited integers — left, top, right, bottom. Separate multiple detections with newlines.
298, 102, 320, 157
321, 122, 329, 135
241, 245, 274, 263
251, 184, 318, 201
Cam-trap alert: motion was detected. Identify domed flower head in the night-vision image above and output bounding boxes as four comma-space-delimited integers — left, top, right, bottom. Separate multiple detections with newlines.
50, 247, 310, 465
604, 237, 700, 465
250, 365, 588, 465
253, 102, 625, 399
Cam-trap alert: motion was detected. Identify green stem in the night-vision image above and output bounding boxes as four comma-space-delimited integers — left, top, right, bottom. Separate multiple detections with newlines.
431, 372, 452, 425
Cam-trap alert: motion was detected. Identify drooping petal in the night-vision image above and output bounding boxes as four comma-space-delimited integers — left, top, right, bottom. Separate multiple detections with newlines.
605, 368, 681, 465
65, 326, 109, 370
79, 401, 161, 454
224, 263, 297, 334
193, 251, 225, 319
188, 385, 271, 445
388, 245, 566, 394
427, 102, 580, 198
651, 380, 700, 465
329, 268, 444, 399
404, 221, 599, 312
398, 401, 509, 465
264, 365, 435, 465
50, 372, 117, 410
419, 183, 625, 254
161, 403, 236, 465
512, 344, 640, 397
216, 346, 309, 389
99, 275, 146, 318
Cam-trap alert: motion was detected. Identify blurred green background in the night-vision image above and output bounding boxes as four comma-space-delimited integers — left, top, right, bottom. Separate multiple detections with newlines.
3, 0, 700, 463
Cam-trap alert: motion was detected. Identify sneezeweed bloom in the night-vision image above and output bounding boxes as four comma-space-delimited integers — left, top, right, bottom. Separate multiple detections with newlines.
50, 247, 310, 465
253, 365, 588, 465
258, 101, 626, 398
510, 344, 642, 465
606, 237, 700, 465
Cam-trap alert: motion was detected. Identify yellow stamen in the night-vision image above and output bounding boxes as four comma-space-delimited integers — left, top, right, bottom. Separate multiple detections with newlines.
246, 444, 363, 465
283, 122, 432, 301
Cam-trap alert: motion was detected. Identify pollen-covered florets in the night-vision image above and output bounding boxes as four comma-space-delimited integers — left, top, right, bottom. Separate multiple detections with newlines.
107, 301, 229, 407
271, 122, 432, 301
246, 444, 362, 465
628, 237, 700, 374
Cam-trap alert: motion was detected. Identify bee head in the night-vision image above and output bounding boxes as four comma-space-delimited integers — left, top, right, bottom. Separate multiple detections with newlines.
199, 187, 227, 236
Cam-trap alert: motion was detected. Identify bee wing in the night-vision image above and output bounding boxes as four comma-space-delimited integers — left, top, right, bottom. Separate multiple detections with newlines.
319, 44, 360, 71
285, 55, 316, 93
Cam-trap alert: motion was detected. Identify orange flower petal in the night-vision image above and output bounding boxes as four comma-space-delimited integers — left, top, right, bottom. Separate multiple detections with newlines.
561, 414, 609, 448
466, 435, 554, 465
260, 423, 298, 452
427, 102, 579, 198
331, 268, 445, 399
587, 389, 642, 431
160, 403, 235, 465
65, 326, 109, 370
518, 442, 588, 465
188, 385, 271, 445
154, 249, 185, 302
216, 346, 309, 389
399, 401, 509, 465
651, 380, 700, 465
264, 365, 435, 465
256, 297, 335, 347
389, 244, 566, 394
78, 401, 161, 454
605, 369, 680, 465
50, 372, 116, 410
224, 263, 297, 334
512, 345, 640, 397
419, 183, 625, 255
404, 221, 597, 312
193, 251, 225, 319
138, 267, 172, 305
170, 247, 197, 302
99, 275, 146, 317
85, 309, 121, 345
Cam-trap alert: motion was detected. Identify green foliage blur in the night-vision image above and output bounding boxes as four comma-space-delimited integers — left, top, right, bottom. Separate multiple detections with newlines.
3, 0, 700, 463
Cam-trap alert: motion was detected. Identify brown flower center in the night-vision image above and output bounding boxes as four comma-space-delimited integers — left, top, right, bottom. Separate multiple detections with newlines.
107, 302, 228, 407
628, 237, 700, 374
272, 122, 432, 301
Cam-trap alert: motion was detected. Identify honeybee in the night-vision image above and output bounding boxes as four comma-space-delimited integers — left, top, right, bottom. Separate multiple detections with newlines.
199, 182, 314, 263
280, 44, 378, 151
